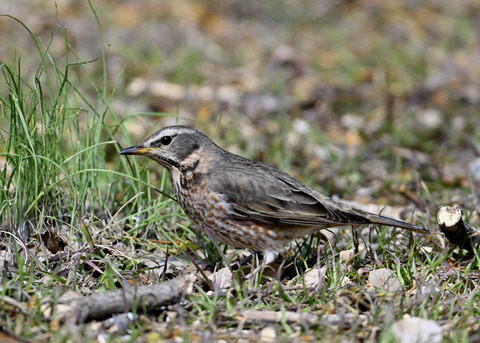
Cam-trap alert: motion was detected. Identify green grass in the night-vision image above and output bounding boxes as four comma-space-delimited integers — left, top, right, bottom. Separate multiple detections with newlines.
1, 3, 480, 342
0, 12, 188, 339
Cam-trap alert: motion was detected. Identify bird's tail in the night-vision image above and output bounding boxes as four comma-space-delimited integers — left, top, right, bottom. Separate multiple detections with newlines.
368, 214, 428, 233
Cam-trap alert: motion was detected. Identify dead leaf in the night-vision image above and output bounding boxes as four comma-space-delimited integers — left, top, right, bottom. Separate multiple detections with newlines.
208, 266, 233, 290
368, 268, 402, 292
40, 230, 66, 254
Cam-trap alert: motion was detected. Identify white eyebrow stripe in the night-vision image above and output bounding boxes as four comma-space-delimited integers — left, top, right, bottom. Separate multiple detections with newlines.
144, 127, 197, 146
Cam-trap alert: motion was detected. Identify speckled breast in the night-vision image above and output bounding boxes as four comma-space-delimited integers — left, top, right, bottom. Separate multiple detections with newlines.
172, 172, 289, 251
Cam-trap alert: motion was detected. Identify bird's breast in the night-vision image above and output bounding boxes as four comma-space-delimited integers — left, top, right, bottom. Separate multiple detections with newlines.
172, 170, 223, 218
171, 172, 297, 251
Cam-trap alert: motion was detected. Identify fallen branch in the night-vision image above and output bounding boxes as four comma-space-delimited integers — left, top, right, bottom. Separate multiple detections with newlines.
437, 206, 480, 255
235, 310, 368, 328
61, 274, 196, 324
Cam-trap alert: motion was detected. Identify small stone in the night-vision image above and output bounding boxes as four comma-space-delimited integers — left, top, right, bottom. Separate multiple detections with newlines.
302, 266, 327, 288
391, 316, 442, 343
368, 268, 402, 292
416, 108, 443, 130
208, 267, 233, 289
259, 326, 277, 343
339, 248, 355, 262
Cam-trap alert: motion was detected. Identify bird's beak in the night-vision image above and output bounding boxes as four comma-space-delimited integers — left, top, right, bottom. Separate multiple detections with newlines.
119, 146, 154, 156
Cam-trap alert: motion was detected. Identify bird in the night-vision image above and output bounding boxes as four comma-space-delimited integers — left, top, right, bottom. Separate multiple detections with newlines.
120, 125, 427, 264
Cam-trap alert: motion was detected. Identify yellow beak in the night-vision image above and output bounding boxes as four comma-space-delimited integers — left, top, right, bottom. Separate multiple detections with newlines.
119, 146, 154, 156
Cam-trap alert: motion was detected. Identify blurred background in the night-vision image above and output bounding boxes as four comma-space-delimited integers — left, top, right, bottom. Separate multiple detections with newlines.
1, 0, 480, 204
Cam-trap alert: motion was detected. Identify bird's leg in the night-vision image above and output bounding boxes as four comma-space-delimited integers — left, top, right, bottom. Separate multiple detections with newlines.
203, 228, 233, 272
232, 253, 253, 270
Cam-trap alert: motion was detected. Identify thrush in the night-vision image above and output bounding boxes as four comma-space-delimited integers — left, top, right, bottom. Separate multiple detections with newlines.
120, 125, 427, 264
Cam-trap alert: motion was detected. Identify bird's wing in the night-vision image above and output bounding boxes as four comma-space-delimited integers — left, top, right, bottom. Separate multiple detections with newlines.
206, 163, 373, 228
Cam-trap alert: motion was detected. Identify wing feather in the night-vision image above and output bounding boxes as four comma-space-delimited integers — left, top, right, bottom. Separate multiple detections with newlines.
206, 160, 372, 228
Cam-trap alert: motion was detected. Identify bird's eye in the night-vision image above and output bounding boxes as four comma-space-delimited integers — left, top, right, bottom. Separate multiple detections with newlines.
160, 136, 172, 145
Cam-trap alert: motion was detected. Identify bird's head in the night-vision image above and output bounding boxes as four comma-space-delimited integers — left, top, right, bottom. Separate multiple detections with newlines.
119, 125, 213, 171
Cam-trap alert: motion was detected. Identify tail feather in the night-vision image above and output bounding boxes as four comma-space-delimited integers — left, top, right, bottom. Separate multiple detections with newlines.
368, 214, 428, 233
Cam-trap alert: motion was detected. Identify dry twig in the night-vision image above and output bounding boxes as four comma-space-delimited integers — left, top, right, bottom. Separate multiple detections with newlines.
60, 274, 196, 324
235, 310, 368, 328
